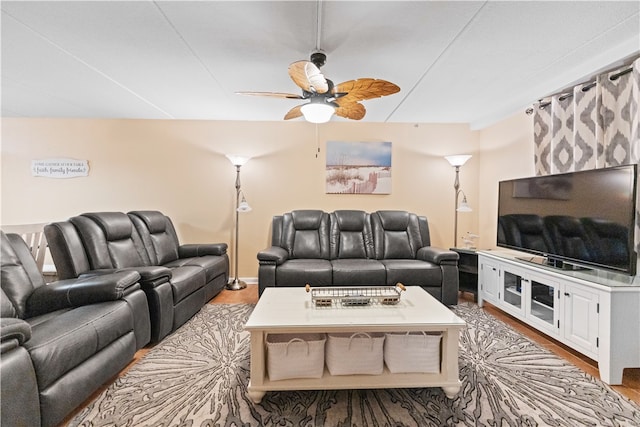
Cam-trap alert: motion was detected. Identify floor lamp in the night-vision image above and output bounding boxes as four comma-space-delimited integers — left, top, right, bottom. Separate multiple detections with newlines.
226, 154, 252, 290
445, 155, 472, 247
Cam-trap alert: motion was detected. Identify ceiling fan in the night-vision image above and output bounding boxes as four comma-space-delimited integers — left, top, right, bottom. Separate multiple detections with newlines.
236, 51, 400, 123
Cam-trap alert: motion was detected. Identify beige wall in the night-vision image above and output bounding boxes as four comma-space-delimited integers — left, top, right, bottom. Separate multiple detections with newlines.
1, 118, 482, 279
476, 112, 535, 249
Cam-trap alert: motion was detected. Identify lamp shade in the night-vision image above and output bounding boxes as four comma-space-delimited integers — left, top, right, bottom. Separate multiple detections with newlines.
226, 155, 251, 166
301, 102, 335, 123
457, 195, 473, 212
237, 195, 252, 212
445, 154, 472, 167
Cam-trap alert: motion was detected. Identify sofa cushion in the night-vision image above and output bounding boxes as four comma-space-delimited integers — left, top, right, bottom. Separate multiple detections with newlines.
131, 210, 167, 234
25, 300, 134, 391
381, 259, 442, 286
165, 256, 227, 283
331, 259, 386, 285
128, 211, 180, 265
167, 266, 206, 304
282, 210, 330, 259
1, 232, 46, 319
70, 214, 149, 270
372, 211, 425, 260
276, 259, 332, 287
330, 210, 374, 259
82, 212, 133, 241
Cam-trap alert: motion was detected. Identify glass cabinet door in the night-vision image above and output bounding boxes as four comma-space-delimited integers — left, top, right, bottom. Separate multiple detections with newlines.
529, 280, 556, 327
502, 270, 523, 311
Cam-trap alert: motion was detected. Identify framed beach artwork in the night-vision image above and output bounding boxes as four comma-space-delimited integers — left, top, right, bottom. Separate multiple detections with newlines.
326, 141, 392, 194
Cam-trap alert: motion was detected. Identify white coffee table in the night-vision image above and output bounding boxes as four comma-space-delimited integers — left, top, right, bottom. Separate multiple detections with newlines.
244, 286, 466, 403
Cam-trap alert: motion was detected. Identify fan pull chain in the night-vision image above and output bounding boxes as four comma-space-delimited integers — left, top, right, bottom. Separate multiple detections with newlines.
315, 124, 320, 158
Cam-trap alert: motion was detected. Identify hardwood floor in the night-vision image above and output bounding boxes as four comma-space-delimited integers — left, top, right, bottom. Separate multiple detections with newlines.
59, 284, 639, 425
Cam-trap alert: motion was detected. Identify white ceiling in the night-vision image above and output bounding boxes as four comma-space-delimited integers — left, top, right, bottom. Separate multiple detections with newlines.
2, 1, 639, 129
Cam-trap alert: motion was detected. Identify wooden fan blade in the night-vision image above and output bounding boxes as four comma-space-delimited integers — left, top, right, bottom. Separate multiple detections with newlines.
288, 61, 329, 94
235, 91, 303, 99
332, 78, 400, 104
284, 104, 304, 120
335, 102, 366, 120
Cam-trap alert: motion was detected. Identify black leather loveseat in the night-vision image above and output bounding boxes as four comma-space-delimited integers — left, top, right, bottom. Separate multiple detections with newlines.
257, 210, 459, 305
45, 210, 229, 343
1, 231, 151, 427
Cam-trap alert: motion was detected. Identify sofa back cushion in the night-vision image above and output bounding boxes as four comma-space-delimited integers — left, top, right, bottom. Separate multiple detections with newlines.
0, 232, 45, 318
128, 211, 180, 265
329, 210, 374, 259
371, 211, 429, 259
281, 210, 330, 259
71, 212, 150, 269
44, 222, 92, 279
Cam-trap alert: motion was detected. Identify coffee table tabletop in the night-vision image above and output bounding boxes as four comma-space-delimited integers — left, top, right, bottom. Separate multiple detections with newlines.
245, 285, 465, 331
244, 286, 466, 403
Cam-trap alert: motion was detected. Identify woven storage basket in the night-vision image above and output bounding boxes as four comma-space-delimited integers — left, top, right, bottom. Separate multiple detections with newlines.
384, 331, 442, 373
326, 332, 385, 375
266, 333, 326, 381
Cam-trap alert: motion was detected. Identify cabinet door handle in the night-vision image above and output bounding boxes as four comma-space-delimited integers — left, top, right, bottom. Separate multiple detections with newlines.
564, 292, 570, 297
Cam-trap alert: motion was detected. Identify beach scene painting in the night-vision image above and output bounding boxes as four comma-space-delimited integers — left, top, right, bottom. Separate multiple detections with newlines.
326, 141, 392, 194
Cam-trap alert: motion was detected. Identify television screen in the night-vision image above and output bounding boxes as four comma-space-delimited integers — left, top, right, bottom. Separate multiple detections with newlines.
497, 164, 637, 275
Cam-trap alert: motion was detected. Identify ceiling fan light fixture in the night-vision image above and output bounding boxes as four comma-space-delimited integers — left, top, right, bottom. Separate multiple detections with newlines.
301, 102, 334, 123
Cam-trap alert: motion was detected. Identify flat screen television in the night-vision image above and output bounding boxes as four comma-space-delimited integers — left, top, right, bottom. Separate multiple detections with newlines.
497, 164, 637, 275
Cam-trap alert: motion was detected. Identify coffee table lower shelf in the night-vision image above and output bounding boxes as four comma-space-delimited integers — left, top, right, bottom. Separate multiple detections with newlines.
246, 329, 462, 403
247, 368, 462, 404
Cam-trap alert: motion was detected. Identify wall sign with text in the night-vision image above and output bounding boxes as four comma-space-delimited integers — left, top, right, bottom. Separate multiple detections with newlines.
32, 158, 90, 178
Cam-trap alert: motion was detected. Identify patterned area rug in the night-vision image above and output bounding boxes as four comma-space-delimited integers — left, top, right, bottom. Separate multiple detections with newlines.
69, 303, 640, 426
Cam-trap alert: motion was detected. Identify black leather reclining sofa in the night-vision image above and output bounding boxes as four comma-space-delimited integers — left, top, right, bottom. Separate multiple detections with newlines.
44, 210, 229, 343
1, 231, 151, 427
257, 210, 460, 306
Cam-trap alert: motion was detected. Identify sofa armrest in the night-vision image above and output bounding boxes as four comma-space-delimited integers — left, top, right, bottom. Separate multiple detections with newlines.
179, 243, 228, 257
1, 318, 31, 352
417, 247, 459, 265
26, 271, 142, 317
257, 246, 289, 265
80, 266, 172, 286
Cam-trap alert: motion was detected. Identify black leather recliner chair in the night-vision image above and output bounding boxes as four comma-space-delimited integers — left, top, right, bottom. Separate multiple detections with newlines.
257, 210, 459, 305
1, 231, 150, 427
45, 211, 229, 343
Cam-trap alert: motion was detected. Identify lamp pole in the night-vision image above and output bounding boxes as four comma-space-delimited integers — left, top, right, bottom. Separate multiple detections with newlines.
228, 164, 246, 290
453, 165, 461, 248
445, 154, 472, 248
226, 154, 251, 290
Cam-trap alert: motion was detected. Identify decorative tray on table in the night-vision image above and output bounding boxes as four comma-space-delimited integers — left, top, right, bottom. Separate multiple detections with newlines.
305, 283, 406, 307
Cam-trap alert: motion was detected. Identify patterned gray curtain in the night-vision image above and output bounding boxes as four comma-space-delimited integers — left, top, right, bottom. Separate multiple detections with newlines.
534, 57, 639, 175
533, 56, 640, 252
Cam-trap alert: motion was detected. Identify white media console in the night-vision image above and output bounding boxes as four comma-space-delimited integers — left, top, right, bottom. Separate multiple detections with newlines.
478, 250, 640, 385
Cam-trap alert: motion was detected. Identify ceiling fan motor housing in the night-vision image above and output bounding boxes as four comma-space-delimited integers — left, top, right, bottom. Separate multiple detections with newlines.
310, 51, 326, 68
